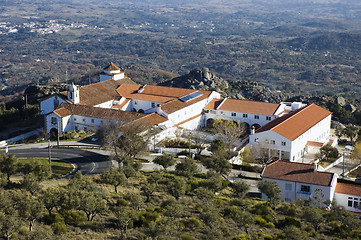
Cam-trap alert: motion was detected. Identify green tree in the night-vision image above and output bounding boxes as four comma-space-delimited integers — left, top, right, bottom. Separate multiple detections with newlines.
0, 212, 21, 240
175, 157, 198, 178
258, 180, 281, 207
21, 160, 51, 181
42, 187, 63, 215
0, 154, 19, 184
203, 155, 232, 175
141, 181, 156, 202
101, 168, 127, 193
231, 181, 250, 198
77, 191, 108, 221
303, 207, 324, 231
319, 143, 339, 161
167, 176, 187, 200
22, 173, 41, 195
18, 193, 44, 232
343, 125, 358, 145
153, 154, 176, 171
203, 171, 228, 193
351, 141, 361, 164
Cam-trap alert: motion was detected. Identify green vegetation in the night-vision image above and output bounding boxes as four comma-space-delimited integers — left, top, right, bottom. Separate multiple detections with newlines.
18, 158, 73, 178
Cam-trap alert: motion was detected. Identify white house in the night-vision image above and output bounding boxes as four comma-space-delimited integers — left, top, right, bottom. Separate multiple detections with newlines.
261, 160, 338, 204
334, 182, 361, 213
99, 63, 125, 82
249, 104, 332, 161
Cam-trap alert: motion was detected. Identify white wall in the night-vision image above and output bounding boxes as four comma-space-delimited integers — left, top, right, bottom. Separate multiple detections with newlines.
204, 110, 275, 128
290, 115, 331, 161
99, 72, 124, 82
132, 99, 162, 113
95, 100, 113, 108
40, 95, 67, 115
263, 177, 334, 204
334, 193, 361, 213
249, 130, 292, 160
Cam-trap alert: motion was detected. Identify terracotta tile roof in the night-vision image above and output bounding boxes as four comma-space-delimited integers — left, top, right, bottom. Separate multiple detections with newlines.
256, 104, 331, 140
210, 98, 280, 115
116, 84, 198, 103
306, 141, 324, 148
54, 103, 146, 121
160, 90, 212, 114
119, 113, 167, 132
204, 99, 223, 110
104, 63, 120, 71
335, 182, 361, 196
59, 78, 135, 106
262, 160, 335, 186
112, 99, 130, 109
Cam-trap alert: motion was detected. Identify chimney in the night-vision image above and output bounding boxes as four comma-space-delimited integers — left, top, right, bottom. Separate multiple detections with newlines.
251, 126, 255, 135
313, 160, 319, 172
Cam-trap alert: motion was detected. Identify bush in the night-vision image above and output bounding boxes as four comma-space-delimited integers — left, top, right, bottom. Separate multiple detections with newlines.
254, 215, 267, 226
183, 217, 201, 230
284, 216, 301, 228
117, 198, 130, 206
232, 234, 249, 240
51, 222, 67, 234
134, 209, 160, 227
193, 172, 207, 179
180, 234, 193, 240
60, 209, 87, 226
240, 164, 263, 173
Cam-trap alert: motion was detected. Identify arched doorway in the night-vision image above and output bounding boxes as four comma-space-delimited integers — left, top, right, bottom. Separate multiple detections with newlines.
251, 123, 261, 130
49, 128, 58, 139
138, 109, 144, 113
206, 118, 214, 128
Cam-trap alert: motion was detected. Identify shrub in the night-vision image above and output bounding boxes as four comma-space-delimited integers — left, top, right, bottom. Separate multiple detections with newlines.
184, 217, 201, 230
180, 234, 193, 240
193, 172, 207, 179
232, 234, 249, 240
284, 216, 301, 228
51, 222, 67, 234
60, 209, 87, 226
117, 198, 130, 206
254, 215, 267, 226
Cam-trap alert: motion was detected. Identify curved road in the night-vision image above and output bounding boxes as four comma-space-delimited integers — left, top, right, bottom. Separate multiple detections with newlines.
7, 147, 112, 177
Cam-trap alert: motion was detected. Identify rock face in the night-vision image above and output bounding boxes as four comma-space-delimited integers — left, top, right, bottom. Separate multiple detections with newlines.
24, 84, 69, 104
159, 68, 229, 94
335, 96, 346, 106
345, 103, 356, 113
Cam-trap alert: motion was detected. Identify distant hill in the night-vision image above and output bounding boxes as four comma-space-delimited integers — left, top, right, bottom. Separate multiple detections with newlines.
286, 32, 361, 52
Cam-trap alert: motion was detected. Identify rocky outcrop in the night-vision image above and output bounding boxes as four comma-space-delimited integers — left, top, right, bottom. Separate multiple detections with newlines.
159, 68, 229, 94
24, 84, 69, 104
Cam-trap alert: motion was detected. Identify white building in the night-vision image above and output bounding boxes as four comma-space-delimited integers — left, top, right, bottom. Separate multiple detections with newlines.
261, 160, 338, 204
41, 64, 332, 157
249, 104, 332, 161
99, 63, 125, 82
334, 182, 361, 213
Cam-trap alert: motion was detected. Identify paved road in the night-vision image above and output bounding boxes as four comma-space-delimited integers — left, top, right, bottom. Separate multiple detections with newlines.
3, 146, 111, 177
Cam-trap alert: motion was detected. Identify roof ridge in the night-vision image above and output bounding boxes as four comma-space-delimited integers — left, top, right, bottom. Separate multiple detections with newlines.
269, 104, 311, 131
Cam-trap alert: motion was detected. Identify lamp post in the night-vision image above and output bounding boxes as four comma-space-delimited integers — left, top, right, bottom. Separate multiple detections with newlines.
48, 138, 52, 168
56, 120, 60, 146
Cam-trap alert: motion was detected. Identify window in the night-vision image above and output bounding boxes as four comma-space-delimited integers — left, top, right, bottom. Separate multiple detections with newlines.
51, 117, 57, 125
91, 119, 94, 123
285, 183, 292, 191
134, 101, 137, 105
271, 140, 275, 145
74, 117, 77, 121
204, 110, 209, 113
151, 102, 155, 108
82, 118, 85, 122
285, 198, 291, 202
254, 115, 259, 119
231, 112, 236, 117
210, 110, 216, 114
266, 116, 271, 121
243, 113, 248, 118
74, 126, 78, 131
354, 198, 359, 208
281, 141, 286, 146
348, 197, 353, 207
221, 111, 225, 115
84, 127, 87, 132
301, 185, 310, 193
255, 138, 259, 143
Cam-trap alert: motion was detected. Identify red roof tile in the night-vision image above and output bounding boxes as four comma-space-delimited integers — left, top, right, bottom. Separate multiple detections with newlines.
104, 63, 120, 71
256, 104, 331, 140
335, 182, 361, 196
54, 103, 145, 122
213, 98, 280, 115
262, 160, 335, 186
